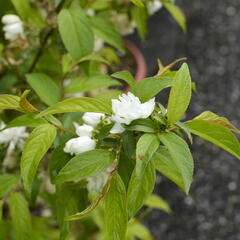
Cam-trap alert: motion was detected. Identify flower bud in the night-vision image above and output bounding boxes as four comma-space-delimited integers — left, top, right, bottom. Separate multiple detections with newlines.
63, 136, 96, 155
82, 112, 105, 127
76, 124, 94, 137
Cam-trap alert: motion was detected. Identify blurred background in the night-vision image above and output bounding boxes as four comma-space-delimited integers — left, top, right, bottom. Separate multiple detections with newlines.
128, 0, 240, 239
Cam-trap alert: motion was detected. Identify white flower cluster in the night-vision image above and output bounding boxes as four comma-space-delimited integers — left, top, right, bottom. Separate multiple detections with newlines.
147, 0, 163, 15
63, 112, 105, 155
1, 14, 23, 41
110, 92, 155, 134
0, 122, 29, 168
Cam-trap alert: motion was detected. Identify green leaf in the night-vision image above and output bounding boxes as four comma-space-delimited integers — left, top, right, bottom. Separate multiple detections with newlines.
105, 173, 127, 240
49, 143, 72, 181
127, 161, 156, 218
153, 146, 186, 192
145, 194, 171, 213
26, 73, 61, 106
21, 124, 56, 195
111, 71, 135, 87
55, 149, 115, 184
131, 6, 148, 39
167, 63, 192, 124
56, 183, 79, 240
193, 111, 240, 134
175, 121, 193, 143
7, 114, 47, 128
58, 8, 94, 60
37, 97, 112, 117
163, 2, 186, 32
127, 220, 152, 240
65, 73, 121, 94
90, 15, 124, 52
9, 192, 32, 240
0, 174, 19, 198
131, 77, 172, 102
158, 132, 194, 194
136, 133, 159, 177
186, 119, 240, 159
0, 94, 22, 111
125, 119, 156, 133
131, 0, 144, 7
95, 90, 122, 104
11, 0, 45, 29
0, 200, 3, 220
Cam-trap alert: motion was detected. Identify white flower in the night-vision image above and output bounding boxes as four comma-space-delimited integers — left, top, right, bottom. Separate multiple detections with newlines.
86, 167, 113, 193
76, 124, 94, 137
110, 92, 155, 133
87, 171, 108, 193
94, 38, 104, 52
1, 14, 23, 41
147, 0, 163, 15
63, 136, 96, 155
82, 112, 105, 127
111, 11, 136, 36
0, 122, 29, 168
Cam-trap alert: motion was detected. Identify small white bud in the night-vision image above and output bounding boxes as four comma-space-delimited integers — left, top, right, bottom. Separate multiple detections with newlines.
82, 112, 105, 127
76, 124, 94, 137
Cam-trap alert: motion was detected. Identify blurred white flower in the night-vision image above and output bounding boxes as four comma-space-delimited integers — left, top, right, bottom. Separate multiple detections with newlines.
1, 14, 23, 41
63, 136, 96, 155
110, 92, 155, 133
0, 122, 29, 168
87, 167, 113, 193
83, 112, 105, 127
111, 11, 136, 36
86, 9, 95, 16
147, 0, 163, 15
76, 124, 94, 137
94, 38, 104, 51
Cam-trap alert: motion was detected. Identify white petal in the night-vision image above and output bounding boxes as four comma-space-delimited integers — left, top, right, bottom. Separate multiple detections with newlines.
76, 124, 94, 137
110, 123, 125, 134
140, 98, 155, 118
2, 14, 21, 24
3, 22, 23, 35
83, 112, 105, 126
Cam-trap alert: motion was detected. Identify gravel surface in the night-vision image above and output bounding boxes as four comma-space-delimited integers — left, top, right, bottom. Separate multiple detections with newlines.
129, 1, 240, 239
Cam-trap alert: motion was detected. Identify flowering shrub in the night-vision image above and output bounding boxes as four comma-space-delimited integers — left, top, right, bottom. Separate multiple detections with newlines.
1, 0, 240, 240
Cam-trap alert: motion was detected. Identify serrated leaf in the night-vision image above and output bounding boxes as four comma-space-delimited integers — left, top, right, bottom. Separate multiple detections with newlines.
167, 63, 192, 124
127, 161, 156, 218
163, 2, 187, 32
131, 77, 172, 102
21, 124, 56, 195
37, 97, 112, 117
145, 194, 171, 213
0, 174, 19, 198
90, 15, 124, 52
153, 146, 186, 192
136, 134, 159, 177
65, 73, 121, 94
158, 132, 194, 194
105, 173, 127, 240
186, 119, 240, 159
26, 73, 61, 106
58, 8, 94, 60
111, 71, 135, 87
55, 149, 115, 184
9, 193, 32, 240
7, 114, 47, 128
0, 94, 22, 111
